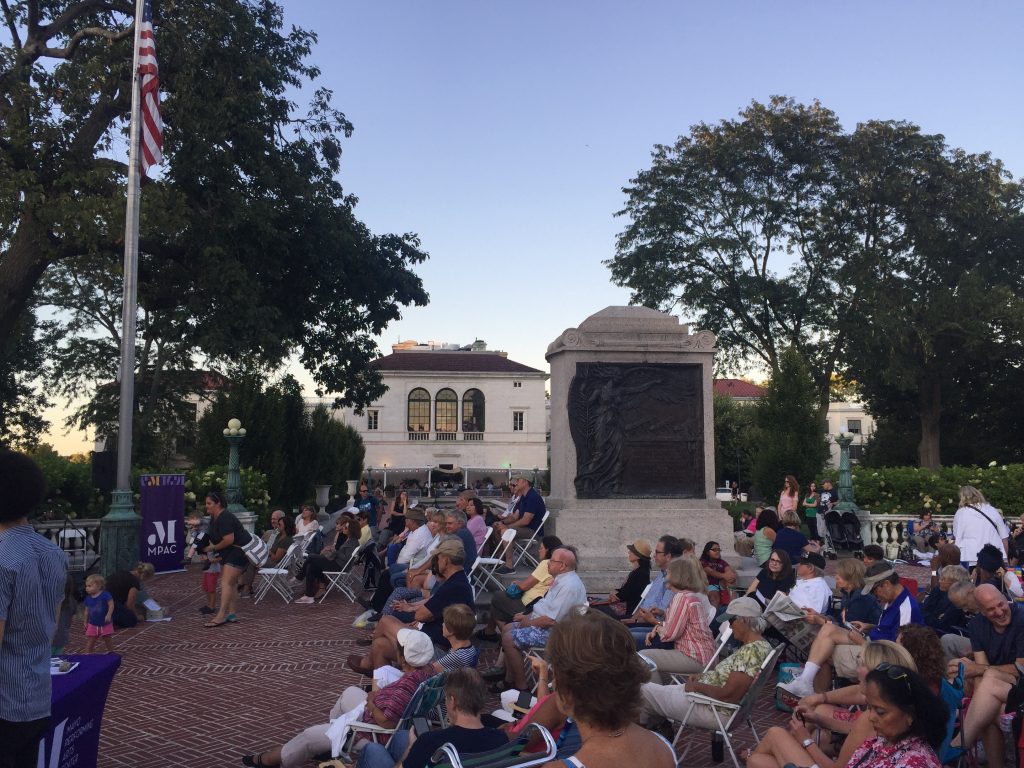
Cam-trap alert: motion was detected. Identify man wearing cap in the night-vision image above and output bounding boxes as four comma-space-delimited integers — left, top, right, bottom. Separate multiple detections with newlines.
779, 562, 923, 697
243, 628, 436, 768
496, 546, 587, 692
349, 539, 474, 674
639, 597, 773, 729
493, 475, 546, 573
952, 583, 1024, 768
788, 551, 833, 614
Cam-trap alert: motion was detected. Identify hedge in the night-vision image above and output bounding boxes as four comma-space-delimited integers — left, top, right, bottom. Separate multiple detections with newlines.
833, 463, 1024, 519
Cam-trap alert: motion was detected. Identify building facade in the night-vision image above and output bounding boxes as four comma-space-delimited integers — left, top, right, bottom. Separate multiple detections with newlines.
324, 341, 549, 486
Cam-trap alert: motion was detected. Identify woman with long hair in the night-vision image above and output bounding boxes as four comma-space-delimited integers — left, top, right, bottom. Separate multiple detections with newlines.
778, 475, 800, 517
745, 548, 795, 607
753, 507, 780, 566
700, 540, 737, 608
295, 504, 319, 537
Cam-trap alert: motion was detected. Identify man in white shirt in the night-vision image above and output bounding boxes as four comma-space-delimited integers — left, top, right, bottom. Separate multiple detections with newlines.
789, 552, 833, 614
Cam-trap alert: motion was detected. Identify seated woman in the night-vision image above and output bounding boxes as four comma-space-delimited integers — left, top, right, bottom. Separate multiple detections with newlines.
753, 508, 780, 567
750, 640, 917, 767
266, 515, 295, 567
640, 555, 715, 683
910, 509, 940, 554
638, 597, 773, 731
928, 543, 961, 590
973, 543, 1024, 599
541, 610, 676, 768
699, 540, 737, 608
105, 561, 156, 627
773, 511, 817, 565
922, 564, 970, 634
295, 504, 320, 538
241, 629, 437, 767
745, 549, 795, 607
294, 518, 361, 604
801, 557, 880, 629
592, 539, 653, 618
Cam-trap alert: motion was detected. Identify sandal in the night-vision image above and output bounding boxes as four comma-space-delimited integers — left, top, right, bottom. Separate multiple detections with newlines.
225, 613, 239, 623
204, 618, 228, 628
241, 753, 265, 767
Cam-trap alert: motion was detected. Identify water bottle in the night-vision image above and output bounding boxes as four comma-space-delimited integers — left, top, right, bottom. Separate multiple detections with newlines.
711, 731, 724, 763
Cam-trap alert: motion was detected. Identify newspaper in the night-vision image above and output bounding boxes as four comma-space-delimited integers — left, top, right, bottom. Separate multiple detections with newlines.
763, 592, 818, 655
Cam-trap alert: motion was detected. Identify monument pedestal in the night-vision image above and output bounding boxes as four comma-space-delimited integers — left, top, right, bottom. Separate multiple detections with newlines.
547, 498, 733, 592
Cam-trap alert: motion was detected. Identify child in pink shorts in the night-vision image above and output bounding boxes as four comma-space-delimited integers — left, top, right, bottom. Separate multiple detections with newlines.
83, 573, 115, 653
186, 509, 220, 614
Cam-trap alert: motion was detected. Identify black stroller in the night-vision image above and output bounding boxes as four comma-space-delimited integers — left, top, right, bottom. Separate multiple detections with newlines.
823, 509, 865, 556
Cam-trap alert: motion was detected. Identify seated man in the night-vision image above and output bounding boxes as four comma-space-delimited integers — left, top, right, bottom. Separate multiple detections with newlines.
954, 584, 1024, 768
788, 551, 833, 613
621, 535, 684, 648
860, 544, 885, 568
348, 540, 474, 675
493, 475, 545, 573
496, 547, 587, 692
922, 564, 970, 634
242, 629, 436, 768
940, 581, 978, 660
779, 562, 923, 697
638, 597, 773, 728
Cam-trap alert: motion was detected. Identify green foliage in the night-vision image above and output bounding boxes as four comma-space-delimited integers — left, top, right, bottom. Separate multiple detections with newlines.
751, 348, 829, 499
838, 463, 1024, 519
29, 445, 104, 519
183, 465, 271, 528
0, 312, 49, 449
191, 372, 364, 508
713, 392, 756, 490
2, 0, 429, 457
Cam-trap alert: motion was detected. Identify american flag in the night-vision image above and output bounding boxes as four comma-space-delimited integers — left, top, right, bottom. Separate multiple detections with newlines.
138, 0, 163, 175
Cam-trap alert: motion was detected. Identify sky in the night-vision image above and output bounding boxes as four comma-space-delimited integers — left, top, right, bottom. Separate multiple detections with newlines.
42, 0, 1024, 454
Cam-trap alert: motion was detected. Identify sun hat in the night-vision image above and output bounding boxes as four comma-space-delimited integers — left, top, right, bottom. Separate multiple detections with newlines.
627, 539, 652, 559
396, 628, 435, 667
723, 596, 763, 619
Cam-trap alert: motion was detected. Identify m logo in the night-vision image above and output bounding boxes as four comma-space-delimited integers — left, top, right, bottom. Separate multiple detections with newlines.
37, 717, 66, 768
147, 520, 177, 547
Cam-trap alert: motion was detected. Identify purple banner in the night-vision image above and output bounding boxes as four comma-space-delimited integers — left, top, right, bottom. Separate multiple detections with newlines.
139, 473, 186, 573
41, 653, 121, 768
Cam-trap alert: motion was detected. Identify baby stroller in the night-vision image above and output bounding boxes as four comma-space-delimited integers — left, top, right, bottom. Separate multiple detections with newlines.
823, 509, 848, 552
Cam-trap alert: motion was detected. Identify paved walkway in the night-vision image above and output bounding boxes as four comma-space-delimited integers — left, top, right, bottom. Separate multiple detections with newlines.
67, 562, 930, 768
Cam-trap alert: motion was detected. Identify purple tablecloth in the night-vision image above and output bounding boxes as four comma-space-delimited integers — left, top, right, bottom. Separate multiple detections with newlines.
41, 654, 121, 768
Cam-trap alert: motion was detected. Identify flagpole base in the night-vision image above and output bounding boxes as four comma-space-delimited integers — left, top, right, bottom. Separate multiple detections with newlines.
100, 488, 141, 575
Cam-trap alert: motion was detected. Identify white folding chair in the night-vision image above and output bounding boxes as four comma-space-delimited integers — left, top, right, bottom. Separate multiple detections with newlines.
254, 542, 302, 604
671, 643, 785, 767
511, 510, 550, 567
319, 548, 361, 603
667, 623, 733, 685
471, 528, 517, 592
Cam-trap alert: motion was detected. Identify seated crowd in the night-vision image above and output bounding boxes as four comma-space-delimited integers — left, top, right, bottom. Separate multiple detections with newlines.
224, 481, 1024, 768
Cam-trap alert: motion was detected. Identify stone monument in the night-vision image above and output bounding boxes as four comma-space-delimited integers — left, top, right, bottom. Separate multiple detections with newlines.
546, 306, 732, 590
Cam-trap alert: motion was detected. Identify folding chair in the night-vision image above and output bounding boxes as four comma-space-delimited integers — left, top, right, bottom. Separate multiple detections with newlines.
471, 528, 517, 592
671, 643, 785, 768
430, 722, 557, 768
512, 511, 550, 568
333, 672, 449, 760
254, 542, 302, 604
319, 548, 362, 603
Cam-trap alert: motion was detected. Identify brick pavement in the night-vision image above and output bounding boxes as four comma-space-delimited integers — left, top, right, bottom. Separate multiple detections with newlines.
67, 561, 931, 768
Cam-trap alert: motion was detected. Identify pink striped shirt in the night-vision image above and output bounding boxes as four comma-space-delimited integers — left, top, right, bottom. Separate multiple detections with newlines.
658, 590, 715, 665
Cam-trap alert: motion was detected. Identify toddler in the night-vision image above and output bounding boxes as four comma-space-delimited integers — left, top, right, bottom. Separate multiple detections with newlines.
82, 573, 115, 653
186, 509, 219, 614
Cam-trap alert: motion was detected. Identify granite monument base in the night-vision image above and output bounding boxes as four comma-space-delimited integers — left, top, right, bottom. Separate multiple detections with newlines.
545, 498, 734, 592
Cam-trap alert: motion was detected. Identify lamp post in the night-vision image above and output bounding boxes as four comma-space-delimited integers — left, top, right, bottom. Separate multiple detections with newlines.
99, 465, 142, 576
223, 418, 247, 516
834, 433, 858, 513
383, 464, 387, 491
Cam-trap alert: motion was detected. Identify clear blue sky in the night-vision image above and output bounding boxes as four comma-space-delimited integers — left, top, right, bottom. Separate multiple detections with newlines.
44, 0, 1024, 452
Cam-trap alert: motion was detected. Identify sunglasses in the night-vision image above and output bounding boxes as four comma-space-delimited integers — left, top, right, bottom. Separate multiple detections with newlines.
874, 662, 913, 694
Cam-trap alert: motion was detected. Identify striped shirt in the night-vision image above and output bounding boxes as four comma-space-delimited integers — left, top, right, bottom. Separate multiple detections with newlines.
437, 645, 479, 671
356, 667, 434, 740
0, 524, 68, 721
658, 590, 715, 665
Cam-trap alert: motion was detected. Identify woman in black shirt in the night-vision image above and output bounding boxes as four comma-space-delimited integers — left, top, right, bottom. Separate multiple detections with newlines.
201, 490, 253, 627
745, 549, 795, 607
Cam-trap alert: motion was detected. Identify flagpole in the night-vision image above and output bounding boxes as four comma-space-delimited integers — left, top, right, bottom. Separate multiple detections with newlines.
100, 0, 147, 576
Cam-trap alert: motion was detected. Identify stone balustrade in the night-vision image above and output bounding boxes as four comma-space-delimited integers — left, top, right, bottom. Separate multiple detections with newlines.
863, 512, 953, 555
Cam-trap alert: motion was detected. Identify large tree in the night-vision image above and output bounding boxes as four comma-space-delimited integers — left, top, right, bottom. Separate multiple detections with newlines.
1, 0, 429, 454
610, 97, 852, 414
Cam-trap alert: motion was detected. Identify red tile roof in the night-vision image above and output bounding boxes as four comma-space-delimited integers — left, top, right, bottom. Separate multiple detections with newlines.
372, 351, 545, 375
713, 378, 766, 398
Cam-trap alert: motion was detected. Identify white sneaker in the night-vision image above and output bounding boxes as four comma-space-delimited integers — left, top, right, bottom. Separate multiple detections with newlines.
294, 595, 315, 604
777, 677, 815, 699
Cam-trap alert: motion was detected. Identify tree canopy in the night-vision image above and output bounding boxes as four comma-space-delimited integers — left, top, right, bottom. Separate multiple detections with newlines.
611, 97, 1024, 468
1, 0, 429, 451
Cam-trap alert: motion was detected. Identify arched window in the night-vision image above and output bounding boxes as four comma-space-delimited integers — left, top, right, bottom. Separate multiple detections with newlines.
462, 389, 485, 432
407, 388, 430, 432
435, 388, 458, 433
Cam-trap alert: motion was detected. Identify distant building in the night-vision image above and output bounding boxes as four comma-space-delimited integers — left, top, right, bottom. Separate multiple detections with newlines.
321, 340, 549, 488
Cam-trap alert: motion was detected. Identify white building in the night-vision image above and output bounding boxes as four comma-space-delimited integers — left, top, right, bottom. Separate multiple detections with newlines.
824, 400, 875, 466
324, 340, 549, 487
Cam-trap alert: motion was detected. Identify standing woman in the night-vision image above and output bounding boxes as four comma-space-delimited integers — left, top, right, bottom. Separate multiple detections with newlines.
700, 541, 737, 608
952, 485, 1009, 567
778, 475, 800, 518
380, 490, 409, 549
802, 481, 820, 541
201, 491, 253, 627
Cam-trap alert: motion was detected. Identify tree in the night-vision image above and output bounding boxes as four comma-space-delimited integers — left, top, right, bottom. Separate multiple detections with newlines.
192, 372, 364, 506
751, 347, 829, 499
1, 1, 429, 455
713, 392, 755, 491
0, 311, 49, 448
839, 124, 1024, 468
610, 97, 852, 414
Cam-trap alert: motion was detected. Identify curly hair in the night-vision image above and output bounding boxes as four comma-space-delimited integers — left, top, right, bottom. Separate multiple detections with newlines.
896, 625, 945, 692
546, 610, 649, 731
